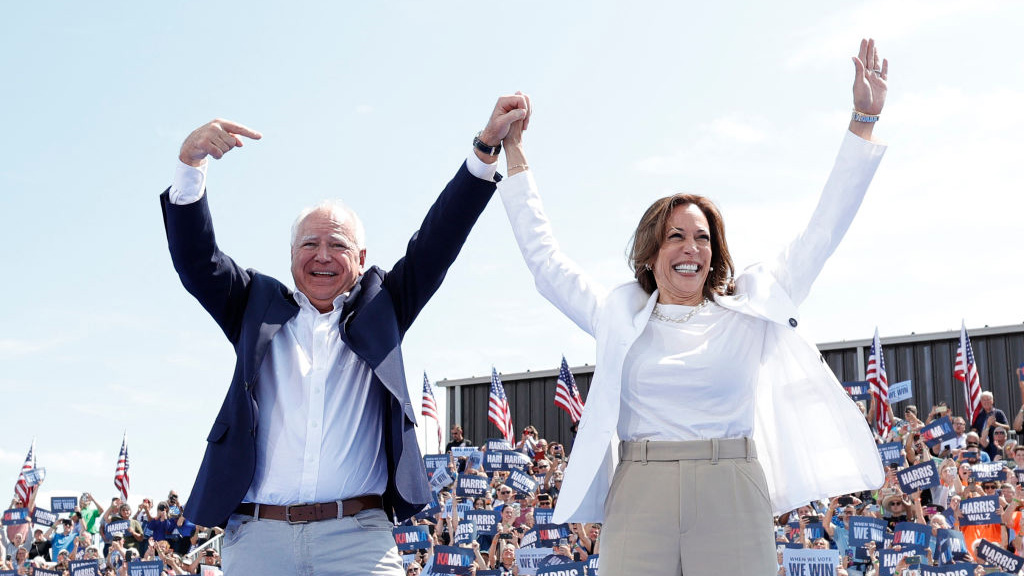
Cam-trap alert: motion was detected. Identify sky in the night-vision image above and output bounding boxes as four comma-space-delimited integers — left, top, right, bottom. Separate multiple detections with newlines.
2, 0, 1023, 508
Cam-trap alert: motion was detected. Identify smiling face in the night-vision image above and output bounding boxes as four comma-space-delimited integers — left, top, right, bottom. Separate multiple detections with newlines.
652, 203, 713, 305
291, 208, 366, 313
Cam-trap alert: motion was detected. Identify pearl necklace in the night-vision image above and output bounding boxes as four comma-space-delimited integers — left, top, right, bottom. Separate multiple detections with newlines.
650, 298, 711, 324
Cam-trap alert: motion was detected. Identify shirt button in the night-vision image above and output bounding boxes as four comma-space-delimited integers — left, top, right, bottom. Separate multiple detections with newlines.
312, 422, 319, 429
788, 318, 798, 327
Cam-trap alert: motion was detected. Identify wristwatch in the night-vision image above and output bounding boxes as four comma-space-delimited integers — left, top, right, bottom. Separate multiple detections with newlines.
473, 131, 501, 156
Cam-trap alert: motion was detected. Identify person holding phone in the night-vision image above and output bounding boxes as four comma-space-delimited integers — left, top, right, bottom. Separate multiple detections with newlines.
495, 39, 888, 574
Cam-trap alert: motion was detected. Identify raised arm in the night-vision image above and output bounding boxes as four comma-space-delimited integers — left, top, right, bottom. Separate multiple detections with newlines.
498, 96, 607, 336
769, 38, 888, 306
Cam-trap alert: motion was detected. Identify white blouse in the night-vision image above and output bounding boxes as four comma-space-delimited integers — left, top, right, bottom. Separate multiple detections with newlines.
619, 302, 767, 441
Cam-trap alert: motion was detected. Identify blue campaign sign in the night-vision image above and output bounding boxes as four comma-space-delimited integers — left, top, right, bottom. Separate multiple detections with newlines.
432, 545, 475, 574
976, 539, 1024, 574
843, 381, 871, 402
503, 450, 533, 470
24, 468, 46, 487
849, 517, 887, 546
51, 496, 78, 513
424, 454, 450, 478
69, 560, 99, 576
936, 529, 970, 564
453, 520, 477, 545
922, 564, 982, 575
127, 561, 163, 576
888, 380, 913, 403
533, 524, 571, 547
32, 507, 57, 527
429, 468, 456, 493
959, 495, 1001, 526
451, 446, 476, 459
455, 475, 489, 498
507, 469, 538, 496
467, 450, 484, 471
537, 561, 585, 576
104, 519, 130, 538
465, 510, 501, 536
897, 460, 940, 493
587, 555, 599, 576
1, 508, 29, 526
892, 521, 931, 553
878, 549, 916, 576
414, 493, 442, 521
534, 507, 554, 525
486, 438, 513, 451
877, 442, 904, 466
483, 450, 505, 473
920, 416, 956, 448
393, 525, 432, 552
0, 570, 18, 576
971, 462, 1008, 482
33, 569, 62, 576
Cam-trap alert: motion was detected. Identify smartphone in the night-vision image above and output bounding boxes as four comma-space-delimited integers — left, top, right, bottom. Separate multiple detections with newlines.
837, 496, 854, 506
935, 406, 948, 414
498, 534, 512, 540
903, 555, 922, 565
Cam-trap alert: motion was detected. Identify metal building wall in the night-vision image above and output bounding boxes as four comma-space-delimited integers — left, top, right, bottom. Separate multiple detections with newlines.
820, 324, 1024, 423
440, 366, 594, 449
441, 324, 1024, 443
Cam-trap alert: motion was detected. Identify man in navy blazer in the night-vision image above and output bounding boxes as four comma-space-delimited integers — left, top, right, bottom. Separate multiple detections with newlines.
160, 94, 530, 575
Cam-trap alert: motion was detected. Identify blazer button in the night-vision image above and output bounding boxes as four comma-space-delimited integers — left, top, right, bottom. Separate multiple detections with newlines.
788, 318, 798, 327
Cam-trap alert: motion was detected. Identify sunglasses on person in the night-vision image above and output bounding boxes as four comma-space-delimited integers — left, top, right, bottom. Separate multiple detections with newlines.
982, 483, 998, 490
966, 442, 980, 447
887, 501, 905, 508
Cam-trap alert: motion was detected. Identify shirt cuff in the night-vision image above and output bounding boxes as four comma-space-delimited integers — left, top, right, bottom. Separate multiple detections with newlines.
465, 151, 499, 182
169, 159, 208, 205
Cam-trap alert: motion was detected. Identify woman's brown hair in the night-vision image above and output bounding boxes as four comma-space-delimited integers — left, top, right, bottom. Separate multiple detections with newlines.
629, 194, 735, 299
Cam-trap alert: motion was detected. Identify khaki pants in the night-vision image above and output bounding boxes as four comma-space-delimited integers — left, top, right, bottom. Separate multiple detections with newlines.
599, 438, 778, 576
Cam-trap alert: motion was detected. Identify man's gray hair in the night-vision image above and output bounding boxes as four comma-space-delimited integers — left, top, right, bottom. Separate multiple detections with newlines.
290, 200, 366, 250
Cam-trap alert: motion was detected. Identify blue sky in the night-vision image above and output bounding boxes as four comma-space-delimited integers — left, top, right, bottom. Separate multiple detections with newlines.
2, 0, 1023, 507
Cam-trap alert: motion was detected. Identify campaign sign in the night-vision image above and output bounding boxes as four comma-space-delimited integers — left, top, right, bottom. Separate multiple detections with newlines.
105, 519, 130, 539
878, 549, 916, 576
971, 462, 1008, 483
849, 517, 887, 546
920, 416, 956, 448
888, 380, 913, 403
843, 381, 871, 402
486, 438, 513, 451
892, 521, 931, 553
897, 460, 940, 493
478, 572, 501, 576
782, 548, 839, 576
393, 525, 431, 551
507, 469, 538, 496
24, 467, 46, 486
534, 507, 554, 525
936, 529, 970, 564
455, 475, 489, 498
921, 564, 982, 576
516, 547, 554, 576
1, 508, 29, 526
451, 446, 476, 459
587, 555, 599, 576
976, 539, 1024, 574
33, 507, 57, 527
1016, 469, 1024, 485
0, 570, 17, 576
128, 561, 164, 576
483, 450, 506, 472
453, 521, 477, 545
533, 524, 571, 547
537, 561, 585, 576
424, 454, 450, 478
34, 569, 62, 576
878, 442, 905, 466
520, 527, 539, 549
414, 494, 442, 521
433, 545, 475, 574
52, 496, 78, 513
467, 450, 484, 471
430, 468, 456, 493
70, 560, 99, 576
199, 567, 222, 576
465, 510, 501, 536
503, 450, 533, 470
959, 495, 1001, 526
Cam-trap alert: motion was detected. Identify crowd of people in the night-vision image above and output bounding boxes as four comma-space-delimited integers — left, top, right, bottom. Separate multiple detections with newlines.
1, 488, 222, 576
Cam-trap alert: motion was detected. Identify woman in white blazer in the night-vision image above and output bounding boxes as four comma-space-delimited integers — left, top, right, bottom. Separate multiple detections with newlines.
495, 39, 889, 575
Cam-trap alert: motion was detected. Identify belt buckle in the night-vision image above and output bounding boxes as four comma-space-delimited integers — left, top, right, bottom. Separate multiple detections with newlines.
284, 503, 310, 524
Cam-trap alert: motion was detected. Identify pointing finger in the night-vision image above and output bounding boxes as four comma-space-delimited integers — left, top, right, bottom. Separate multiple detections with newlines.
215, 119, 263, 141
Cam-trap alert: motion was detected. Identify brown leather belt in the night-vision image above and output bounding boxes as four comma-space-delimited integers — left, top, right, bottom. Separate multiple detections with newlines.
234, 495, 383, 524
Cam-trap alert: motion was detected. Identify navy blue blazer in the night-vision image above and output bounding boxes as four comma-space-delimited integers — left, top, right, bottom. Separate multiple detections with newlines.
160, 162, 495, 527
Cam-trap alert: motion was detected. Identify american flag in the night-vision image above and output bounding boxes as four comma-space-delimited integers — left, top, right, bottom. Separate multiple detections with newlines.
113, 435, 130, 501
421, 372, 442, 447
955, 321, 983, 425
13, 440, 36, 507
489, 367, 514, 442
554, 356, 585, 422
867, 328, 892, 439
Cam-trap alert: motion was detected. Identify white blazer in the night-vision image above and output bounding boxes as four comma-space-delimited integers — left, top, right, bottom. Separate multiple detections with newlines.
497, 131, 888, 523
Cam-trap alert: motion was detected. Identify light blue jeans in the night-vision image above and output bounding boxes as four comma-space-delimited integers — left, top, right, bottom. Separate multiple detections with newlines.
221, 508, 403, 576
